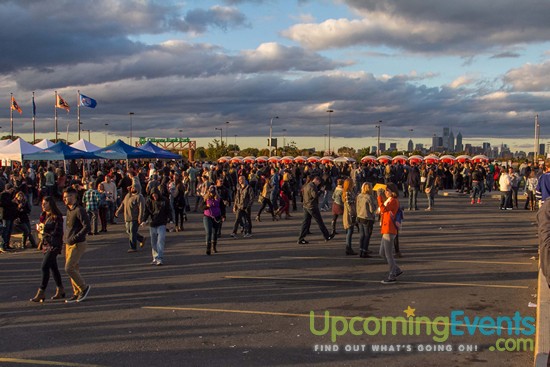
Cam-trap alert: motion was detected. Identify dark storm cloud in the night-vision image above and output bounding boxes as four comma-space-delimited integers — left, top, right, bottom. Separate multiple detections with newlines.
283, 0, 550, 55
0, 0, 248, 73
13, 42, 346, 90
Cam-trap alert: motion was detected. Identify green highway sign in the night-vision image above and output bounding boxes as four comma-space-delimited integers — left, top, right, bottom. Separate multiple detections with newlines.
139, 137, 191, 144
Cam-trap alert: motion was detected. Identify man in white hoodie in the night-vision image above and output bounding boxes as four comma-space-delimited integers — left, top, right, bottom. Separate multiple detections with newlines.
499, 167, 512, 210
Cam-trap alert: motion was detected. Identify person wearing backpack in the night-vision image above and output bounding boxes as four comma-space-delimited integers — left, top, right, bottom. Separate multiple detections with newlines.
377, 183, 403, 284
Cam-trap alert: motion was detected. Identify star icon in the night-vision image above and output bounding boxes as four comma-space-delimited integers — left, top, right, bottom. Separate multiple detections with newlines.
403, 306, 416, 318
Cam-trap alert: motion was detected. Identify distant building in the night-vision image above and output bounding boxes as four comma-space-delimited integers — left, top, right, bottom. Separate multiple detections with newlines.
483, 142, 491, 156
408, 139, 414, 152
465, 144, 472, 154
389, 142, 397, 151
448, 131, 455, 152
455, 132, 463, 152
415, 143, 424, 151
371, 146, 377, 154
540, 143, 546, 156
379, 142, 386, 152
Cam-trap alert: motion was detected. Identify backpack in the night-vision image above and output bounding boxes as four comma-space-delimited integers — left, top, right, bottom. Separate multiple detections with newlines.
391, 207, 404, 229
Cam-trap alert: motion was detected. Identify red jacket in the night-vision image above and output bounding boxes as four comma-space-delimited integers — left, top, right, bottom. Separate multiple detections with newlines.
378, 195, 399, 235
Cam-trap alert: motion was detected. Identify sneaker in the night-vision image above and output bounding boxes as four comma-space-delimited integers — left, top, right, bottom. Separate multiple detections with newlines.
65, 294, 79, 303
230, 233, 237, 239
139, 239, 145, 248
243, 233, 253, 238
151, 260, 158, 265
395, 270, 404, 278
470, 199, 475, 205
127, 248, 137, 253
381, 278, 397, 284
325, 233, 335, 242
156, 261, 163, 266
76, 285, 91, 303
297, 239, 309, 245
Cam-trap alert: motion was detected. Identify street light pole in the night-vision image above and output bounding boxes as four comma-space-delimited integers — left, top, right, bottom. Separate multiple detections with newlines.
225, 121, 230, 146
326, 109, 334, 155
282, 129, 287, 156
375, 121, 382, 155
128, 112, 134, 146
82, 129, 91, 142
269, 116, 278, 157
215, 128, 223, 144
104, 123, 109, 146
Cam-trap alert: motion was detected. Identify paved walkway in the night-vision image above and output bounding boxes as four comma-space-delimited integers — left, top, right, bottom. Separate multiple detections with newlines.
0, 192, 539, 366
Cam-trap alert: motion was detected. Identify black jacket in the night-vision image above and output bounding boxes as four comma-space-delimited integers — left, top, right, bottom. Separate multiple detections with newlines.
144, 195, 173, 227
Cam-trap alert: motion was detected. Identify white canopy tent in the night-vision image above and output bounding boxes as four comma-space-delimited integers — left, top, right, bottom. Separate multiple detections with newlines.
0, 139, 13, 149
34, 139, 55, 149
70, 139, 101, 152
0, 138, 42, 162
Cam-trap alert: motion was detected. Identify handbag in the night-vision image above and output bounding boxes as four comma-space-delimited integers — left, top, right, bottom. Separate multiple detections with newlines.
425, 187, 432, 194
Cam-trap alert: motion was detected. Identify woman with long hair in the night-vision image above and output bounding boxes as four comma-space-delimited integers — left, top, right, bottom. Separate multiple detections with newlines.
30, 196, 65, 302
356, 182, 377, 258
377, 183, 403, 284
342, 178, 357, 256
203, 186, 222, 255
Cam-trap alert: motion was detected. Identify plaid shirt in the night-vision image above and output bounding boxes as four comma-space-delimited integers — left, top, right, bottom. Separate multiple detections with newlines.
83, 189, 101, 211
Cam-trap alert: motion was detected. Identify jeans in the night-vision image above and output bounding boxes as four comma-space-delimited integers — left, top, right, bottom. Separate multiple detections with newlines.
125, 220, 144, 250
257, 198, 275, 218
99, 207, 108, 231
65, 241, 88, 295
40, 250, 63, 291
426, 193, 435, 209
320, 190, 331, 210
346, 227, 354, 249
107, 201, 116, 223
270, 190, 279, 211
15, 222, 37, 247
358, 220, 374, 253
298, 207, 330, 241
2, 219, 13, 248
408, 187, 418, 210
87, 209, 99, 234
471, 181, 483, 200
149, 225, 166, 263
233, 208, 252, 235
379, 233, 401, 280
500, 191, 512, 209
203, 216, 220, 249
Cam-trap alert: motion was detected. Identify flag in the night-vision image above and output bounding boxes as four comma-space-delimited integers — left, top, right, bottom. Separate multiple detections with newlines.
79, 93, 97, 108
11, 96, 22, 114
56, 94, 70, 112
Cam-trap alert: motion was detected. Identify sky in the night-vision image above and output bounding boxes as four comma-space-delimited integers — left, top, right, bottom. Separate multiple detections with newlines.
2, 0, 550, 152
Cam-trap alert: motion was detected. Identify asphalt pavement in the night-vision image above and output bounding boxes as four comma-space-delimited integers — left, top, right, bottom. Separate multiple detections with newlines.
0, 191, 540, 367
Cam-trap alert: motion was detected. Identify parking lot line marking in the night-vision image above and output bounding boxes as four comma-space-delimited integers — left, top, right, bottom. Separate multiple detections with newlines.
280, 256, 533, 265
142, 306, 525, 331
224, 275, 529, 289
0, 358, 104, 367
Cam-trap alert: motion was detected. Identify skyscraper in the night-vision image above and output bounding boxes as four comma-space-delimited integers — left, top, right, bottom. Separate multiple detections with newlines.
448, 131, 455, 152
443, 128, 450, 149
408, 139, 414, 152
455, 132, 463, 152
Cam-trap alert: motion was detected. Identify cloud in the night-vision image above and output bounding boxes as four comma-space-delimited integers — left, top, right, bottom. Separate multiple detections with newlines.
490, 52, 521, 59
282, 0, 550, 55
12, 41, 346, 90
0, 1, 249, 73
503, 61, 550, 92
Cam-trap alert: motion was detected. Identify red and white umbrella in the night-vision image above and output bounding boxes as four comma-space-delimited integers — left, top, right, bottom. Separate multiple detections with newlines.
392, 155, 408, 165
456, 155, 471, 163
320, 156, 334, 164
472, 154, 489, 163
440, 155, 456, 164
268, 156, 281, 163
334, 156, 356, 163
424, 155, 440, 165
307, 156, 320, 163
377, 155, 393, 164
217, 156, 232, 163
230, 156, 244, 163
243, 156, 256, 163
255, 156, 269, 163
294, 156, 307, 163
409, 155, 424, 165
281, 156, 294, 164
361, 155, 377, 163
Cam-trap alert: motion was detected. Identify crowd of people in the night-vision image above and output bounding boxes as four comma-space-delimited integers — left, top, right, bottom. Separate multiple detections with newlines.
0, 154, 549, 299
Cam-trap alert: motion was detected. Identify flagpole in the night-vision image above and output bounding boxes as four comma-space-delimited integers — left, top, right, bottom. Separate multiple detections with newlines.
54, 90, 58, 143
10, 92, 13, 138
32, 92, 36, 143
77, 90, 81, 140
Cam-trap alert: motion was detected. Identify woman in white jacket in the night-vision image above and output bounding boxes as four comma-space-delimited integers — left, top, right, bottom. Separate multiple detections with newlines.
499, 168, 512, 210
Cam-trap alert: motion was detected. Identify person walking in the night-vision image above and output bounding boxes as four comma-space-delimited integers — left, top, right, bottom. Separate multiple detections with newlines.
231, 175, 254, 238
377, 183, 403, 284
256, 174, 276, 222
406, 165, 420, 210
524, 171, 538, 211
356, 182, 376, 258
342, 178, 357, 255
331, 179, 344, 235
30, 197, 66, 302
424, 168, 437, 211
82, 181, 100, 235
143, 188, 173, 265
297, 176, 335, 245
14, 191, 37, 248
499, 168, 513, 210
63, 188, 92, 303
203, 186, 222, 255
116, 183, 146, 253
